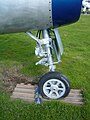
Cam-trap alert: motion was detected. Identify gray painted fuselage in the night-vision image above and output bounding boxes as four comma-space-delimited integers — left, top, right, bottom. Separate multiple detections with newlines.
0, 0, 52, 34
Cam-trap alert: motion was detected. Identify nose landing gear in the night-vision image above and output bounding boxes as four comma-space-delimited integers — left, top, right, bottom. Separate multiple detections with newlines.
26, 29, 70, 100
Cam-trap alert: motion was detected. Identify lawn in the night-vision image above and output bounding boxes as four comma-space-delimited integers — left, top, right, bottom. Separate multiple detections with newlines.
0, 15, 90, 120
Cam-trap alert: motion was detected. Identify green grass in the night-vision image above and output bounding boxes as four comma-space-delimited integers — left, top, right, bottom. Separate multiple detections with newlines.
0, 15, 90, 120
0, 92, 82, 120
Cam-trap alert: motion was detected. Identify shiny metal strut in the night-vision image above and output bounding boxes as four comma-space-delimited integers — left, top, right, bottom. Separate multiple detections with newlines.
26, 28, 63, 71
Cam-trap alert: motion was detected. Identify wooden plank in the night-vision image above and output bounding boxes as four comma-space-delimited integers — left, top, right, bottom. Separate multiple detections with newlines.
14, 88, 35, 93
16, 84, 35, 89
11, 83, 83, 105
70, 89, 81, 93
12, 92, 34, 98
64, 98, 82, 102
67, 94, 82, 98
64, 96, 83, 100
63, 101, 83, 105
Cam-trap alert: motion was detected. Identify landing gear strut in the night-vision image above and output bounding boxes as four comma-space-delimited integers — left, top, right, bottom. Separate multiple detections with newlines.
26, 29, 70, 100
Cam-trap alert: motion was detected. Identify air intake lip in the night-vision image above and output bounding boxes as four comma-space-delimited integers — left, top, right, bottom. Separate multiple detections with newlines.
52, 0, 82, 27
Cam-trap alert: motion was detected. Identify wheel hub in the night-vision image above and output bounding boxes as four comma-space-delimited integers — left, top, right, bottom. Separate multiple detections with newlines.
43, 79, 66, 99
51, 85, 58, 92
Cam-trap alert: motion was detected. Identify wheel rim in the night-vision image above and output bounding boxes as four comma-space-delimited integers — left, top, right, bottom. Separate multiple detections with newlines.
43, 79, 66, 99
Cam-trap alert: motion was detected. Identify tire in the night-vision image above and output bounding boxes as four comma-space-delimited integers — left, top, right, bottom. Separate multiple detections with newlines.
38, 72, 70, 99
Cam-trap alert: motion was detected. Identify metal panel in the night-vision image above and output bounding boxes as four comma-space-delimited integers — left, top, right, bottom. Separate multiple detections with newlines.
0, 0, 53, 34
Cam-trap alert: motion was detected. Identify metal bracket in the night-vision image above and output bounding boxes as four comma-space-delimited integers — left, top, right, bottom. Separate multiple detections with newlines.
34, 86, 42, 104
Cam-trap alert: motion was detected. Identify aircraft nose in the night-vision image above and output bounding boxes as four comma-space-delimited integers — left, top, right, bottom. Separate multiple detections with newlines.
52, 0, 82, 27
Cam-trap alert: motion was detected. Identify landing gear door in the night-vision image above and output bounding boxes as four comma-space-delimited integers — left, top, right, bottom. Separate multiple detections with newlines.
53, 28, 63, 61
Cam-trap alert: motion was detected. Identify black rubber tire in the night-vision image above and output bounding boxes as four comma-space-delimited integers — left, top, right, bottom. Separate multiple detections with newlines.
38, 72, 70, 99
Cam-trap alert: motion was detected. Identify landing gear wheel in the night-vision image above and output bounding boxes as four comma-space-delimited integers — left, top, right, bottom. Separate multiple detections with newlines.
38, 72, 70, 99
